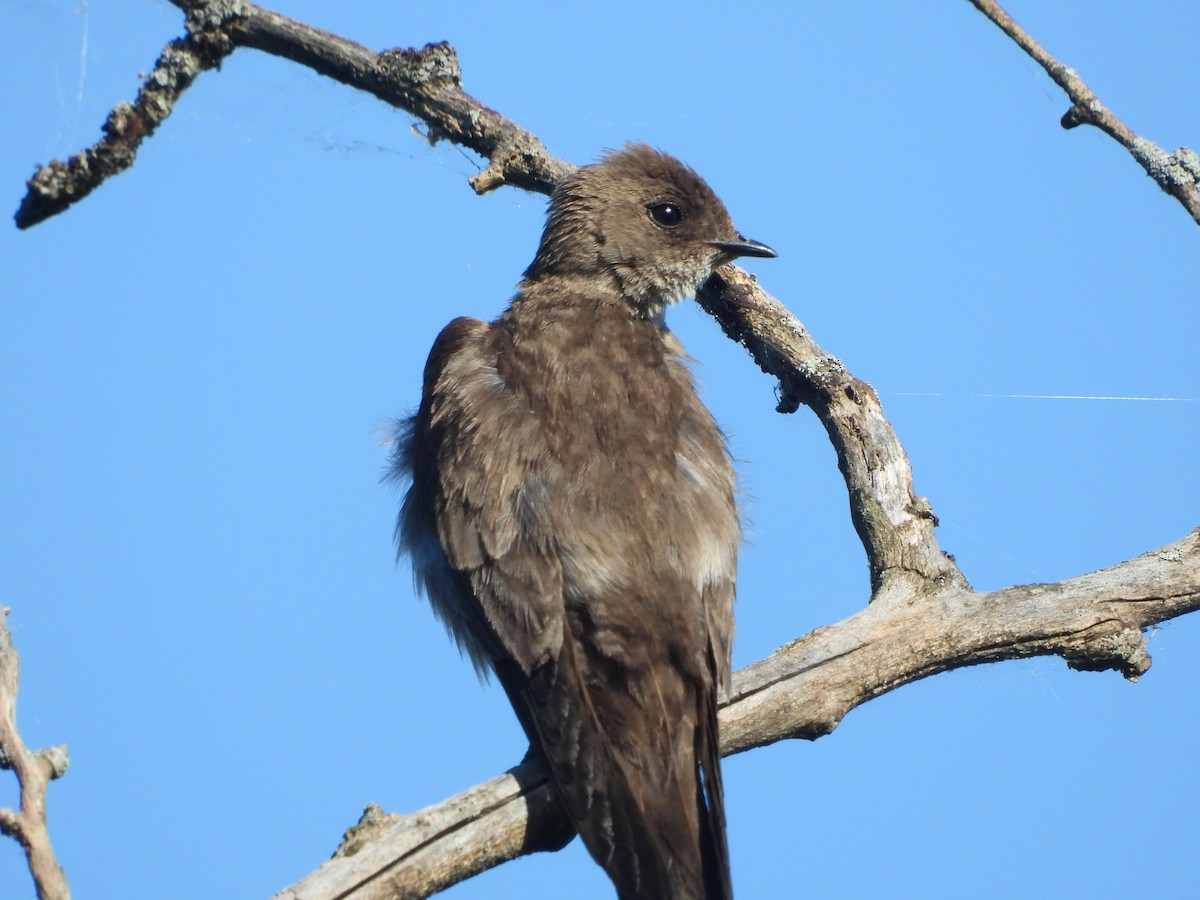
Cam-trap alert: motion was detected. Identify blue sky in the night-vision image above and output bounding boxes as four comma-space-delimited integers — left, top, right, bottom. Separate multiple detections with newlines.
2, 2, 1198, 898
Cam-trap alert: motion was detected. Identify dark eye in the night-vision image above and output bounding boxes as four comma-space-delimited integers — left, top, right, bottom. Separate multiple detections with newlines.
647, 202, 683, 227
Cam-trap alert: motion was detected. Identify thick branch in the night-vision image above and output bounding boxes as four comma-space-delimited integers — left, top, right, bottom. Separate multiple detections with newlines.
698, 269, 965, 597
275, 528, 1200, 898
721, 529, 1200, 751
275, 761, 570, 900
967, 0, 1200, 226
0, 609, 72, 900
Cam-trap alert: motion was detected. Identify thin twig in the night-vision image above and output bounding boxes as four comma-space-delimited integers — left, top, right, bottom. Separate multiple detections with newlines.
15, 1, 573, 229
14, 15, 235, 229
0, 609, 72, 900
967, 0, 1200, 225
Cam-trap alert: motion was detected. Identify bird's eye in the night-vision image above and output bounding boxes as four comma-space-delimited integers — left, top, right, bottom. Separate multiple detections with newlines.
647, 202, 683, 228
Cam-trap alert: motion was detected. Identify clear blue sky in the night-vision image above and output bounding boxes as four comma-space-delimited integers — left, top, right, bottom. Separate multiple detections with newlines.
3, 2, 1198, 898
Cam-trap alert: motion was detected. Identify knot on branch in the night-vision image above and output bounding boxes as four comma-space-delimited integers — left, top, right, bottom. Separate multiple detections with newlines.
774, 357, 851, 415
1174, 147, 1200, 182
1060, 101, 1098, 130
909, 495, 939, 526
35, 745, 70, 782
336, 803, 401, 858
1129, 138, 1200, 193
1064, 625, 1151, 681
153, 35, 228, 90
103, 102, 147, 146
182, 0, 249, 34
379, 42, 463, 90
0, 808, 18, 840
469, 138, 574, 196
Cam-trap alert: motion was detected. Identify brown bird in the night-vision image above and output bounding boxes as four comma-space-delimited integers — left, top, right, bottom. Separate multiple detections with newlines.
392, 144, 774, 899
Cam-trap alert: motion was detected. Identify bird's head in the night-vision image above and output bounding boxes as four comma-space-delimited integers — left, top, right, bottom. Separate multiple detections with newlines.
523, 144, 775, 318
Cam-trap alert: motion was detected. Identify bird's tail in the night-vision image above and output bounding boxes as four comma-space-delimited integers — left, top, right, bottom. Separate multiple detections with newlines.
500, 639, 733, 900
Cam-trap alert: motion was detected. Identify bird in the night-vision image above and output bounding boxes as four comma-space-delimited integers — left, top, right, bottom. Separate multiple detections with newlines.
391, 143, 775, 900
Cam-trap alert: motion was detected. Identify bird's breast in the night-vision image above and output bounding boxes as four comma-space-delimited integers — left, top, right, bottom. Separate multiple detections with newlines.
489, 301, 738, 605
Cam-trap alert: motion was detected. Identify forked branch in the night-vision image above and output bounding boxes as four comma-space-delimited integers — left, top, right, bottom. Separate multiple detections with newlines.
0, 609, 72, 900
9, 2, 1199, 899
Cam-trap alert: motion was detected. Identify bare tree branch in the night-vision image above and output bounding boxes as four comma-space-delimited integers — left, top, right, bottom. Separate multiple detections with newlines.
275, 528, 1200, 899
698, 268, 966, 600
274, 761, 571, 900
9, 1, 1199, 898
967, 0, 1200, 226
13, 10, 235, 230
15, 0, 572, 229
0, 609, 72, 900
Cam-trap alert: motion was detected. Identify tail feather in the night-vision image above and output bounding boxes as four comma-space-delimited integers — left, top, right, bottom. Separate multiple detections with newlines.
497, 635, 732, 900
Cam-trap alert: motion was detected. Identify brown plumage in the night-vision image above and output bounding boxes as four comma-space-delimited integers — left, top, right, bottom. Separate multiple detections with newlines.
392, 144, 774, 899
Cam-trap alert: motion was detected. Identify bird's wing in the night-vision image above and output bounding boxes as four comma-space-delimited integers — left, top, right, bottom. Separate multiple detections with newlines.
397, 315, 564, 674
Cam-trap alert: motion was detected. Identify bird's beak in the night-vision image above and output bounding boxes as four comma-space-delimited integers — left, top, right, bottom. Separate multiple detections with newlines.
706, 235, 777, 259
